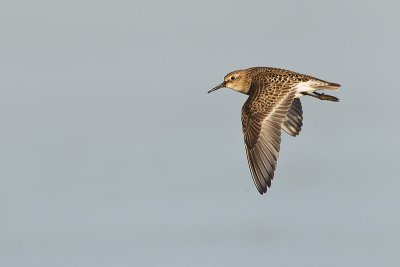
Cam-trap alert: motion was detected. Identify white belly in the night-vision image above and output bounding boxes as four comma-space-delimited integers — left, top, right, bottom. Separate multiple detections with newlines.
293, 81, 318, 98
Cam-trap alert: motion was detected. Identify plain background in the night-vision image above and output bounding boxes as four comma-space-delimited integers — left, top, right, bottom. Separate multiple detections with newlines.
1, 0, 399, 266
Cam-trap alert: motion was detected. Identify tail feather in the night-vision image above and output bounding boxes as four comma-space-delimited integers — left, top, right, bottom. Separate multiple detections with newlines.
328, 82, 341, 88
320, 82, 341, 90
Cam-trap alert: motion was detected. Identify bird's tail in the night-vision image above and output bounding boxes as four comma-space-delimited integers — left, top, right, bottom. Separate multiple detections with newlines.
320, 82, 341, 90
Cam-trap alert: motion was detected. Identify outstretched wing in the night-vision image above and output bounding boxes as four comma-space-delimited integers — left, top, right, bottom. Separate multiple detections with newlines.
282, 98, 303, 137
241, 82, 296, 194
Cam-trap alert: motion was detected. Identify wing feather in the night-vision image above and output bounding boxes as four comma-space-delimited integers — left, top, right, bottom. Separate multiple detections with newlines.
241, 82, 296, 194
282, 98, 303, 137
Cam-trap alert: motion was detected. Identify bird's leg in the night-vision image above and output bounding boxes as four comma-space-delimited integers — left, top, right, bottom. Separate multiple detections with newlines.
303, 92, 339, 102
315, 92, 340, 102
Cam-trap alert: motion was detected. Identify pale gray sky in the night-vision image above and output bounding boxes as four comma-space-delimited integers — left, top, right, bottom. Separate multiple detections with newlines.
1, 0, 399, 266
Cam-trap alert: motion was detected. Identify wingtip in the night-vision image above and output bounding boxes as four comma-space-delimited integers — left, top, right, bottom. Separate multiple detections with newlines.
257, 185, 270, 195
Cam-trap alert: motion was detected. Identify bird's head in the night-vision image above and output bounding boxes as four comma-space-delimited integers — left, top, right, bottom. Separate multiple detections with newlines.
208, 69, 252, 94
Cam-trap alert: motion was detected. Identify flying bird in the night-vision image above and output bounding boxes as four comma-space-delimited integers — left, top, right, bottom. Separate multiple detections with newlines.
208, 67, 340, 195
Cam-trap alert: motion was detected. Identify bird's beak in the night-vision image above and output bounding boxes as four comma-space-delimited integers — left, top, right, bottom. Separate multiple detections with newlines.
207, 82, 225, 93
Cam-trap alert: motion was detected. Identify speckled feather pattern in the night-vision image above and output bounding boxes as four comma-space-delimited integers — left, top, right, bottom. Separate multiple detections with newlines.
209, 66, 340, 195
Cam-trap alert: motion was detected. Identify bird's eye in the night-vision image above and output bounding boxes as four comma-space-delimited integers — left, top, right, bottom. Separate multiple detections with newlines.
231, 76, 236, 80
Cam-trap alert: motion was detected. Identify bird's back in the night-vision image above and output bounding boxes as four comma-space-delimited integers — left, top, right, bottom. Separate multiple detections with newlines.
246, 67, 339, 94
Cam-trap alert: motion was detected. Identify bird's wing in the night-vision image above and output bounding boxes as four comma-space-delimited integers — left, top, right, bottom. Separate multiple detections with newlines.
241, 82, 296, 194
282, 98, 303, 137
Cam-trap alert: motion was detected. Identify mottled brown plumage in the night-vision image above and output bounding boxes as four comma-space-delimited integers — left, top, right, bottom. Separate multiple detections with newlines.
208, 67, 341, 195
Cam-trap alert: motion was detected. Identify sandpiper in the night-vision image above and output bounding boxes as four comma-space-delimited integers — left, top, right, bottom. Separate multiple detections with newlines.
208, 67, 341, 195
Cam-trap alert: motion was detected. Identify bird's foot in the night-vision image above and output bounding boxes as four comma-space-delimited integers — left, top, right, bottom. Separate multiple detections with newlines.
316, 92, 339, 102
304, 92, 339, 102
